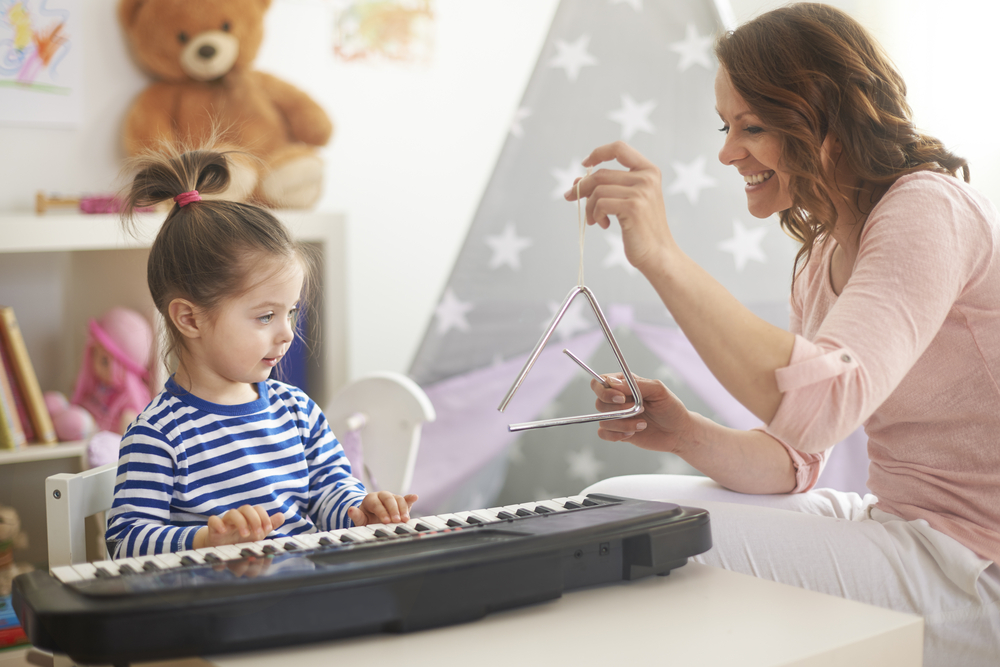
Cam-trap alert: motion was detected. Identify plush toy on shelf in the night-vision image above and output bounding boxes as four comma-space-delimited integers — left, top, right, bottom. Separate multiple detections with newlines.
117, 0, 334, 209
44, 307, 154, 447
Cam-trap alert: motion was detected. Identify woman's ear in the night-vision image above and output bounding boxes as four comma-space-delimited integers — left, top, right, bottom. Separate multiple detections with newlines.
169, 299, 202, 340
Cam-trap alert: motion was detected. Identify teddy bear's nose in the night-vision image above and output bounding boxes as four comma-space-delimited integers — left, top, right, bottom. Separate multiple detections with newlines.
198, 44, 217, 60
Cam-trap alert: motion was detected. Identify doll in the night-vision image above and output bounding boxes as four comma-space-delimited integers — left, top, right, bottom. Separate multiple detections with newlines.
45, 307, 154, 441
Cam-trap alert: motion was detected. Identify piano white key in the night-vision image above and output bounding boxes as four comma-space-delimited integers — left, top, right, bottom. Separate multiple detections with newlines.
211, 545, 244, 560
114, 557, 148, 575
436, 513, 470, 527
563, 495, 589, 507
343, 527, 377, 542
51, 565, 84, 583
532, 499, 564, 513
70, 562, 99, 580
292, 533, 325, 549
154, 552, 185, 569
131, 555, 167, 573
272, 536, 311, 552
197, 547, 230, 564
174, 549, 208, 565
91, 560, 122, 577
410, 515, 448, 531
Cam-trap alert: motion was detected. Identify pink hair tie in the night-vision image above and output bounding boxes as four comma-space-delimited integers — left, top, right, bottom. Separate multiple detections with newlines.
174, 190, 202, 207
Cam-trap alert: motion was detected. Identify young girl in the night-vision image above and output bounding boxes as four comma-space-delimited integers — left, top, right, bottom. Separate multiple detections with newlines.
106, 148, 416, 558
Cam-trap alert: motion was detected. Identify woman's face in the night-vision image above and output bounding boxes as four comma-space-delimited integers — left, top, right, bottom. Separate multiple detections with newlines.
714, 68, 793, 218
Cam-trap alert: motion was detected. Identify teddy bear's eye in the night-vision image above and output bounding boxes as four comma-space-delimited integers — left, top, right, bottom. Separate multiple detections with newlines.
178, 32, 189, 44
222, 22, 231, 32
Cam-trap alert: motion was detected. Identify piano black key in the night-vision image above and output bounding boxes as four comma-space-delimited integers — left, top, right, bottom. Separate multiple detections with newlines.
394, 525, 414, 535
203, 553, 222, 564
534, 505, 554, 514
180, 555, 199, 566
262, 545, 279, 555
318, 536, 335, 546
340, 533, 356, 543
496, 511, 516, 520
582, 498, 600, 507
117, 564, 137, 576
94, 567, 115, 578
142, 561, 161, 572
240, 548, 259, 558
414, 523, 431, 532
515, 508, 535, 517
372, 529, 394, 539
465, 516, 484, 524
283, 541, 299, 551
563, 501, 583, 509
446, 518, 466, 527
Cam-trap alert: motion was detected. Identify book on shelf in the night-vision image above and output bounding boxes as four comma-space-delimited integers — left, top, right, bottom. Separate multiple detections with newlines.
0, 359, 26, 450
0, 306, 57, 445
0, 339, 33, 443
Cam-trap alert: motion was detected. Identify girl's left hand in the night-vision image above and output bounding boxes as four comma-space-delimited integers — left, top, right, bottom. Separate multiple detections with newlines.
349, 491, 418, 525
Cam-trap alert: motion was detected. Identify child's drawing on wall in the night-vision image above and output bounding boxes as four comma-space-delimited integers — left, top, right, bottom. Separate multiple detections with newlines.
333, 0, 434, 64
0, 0, 81, 127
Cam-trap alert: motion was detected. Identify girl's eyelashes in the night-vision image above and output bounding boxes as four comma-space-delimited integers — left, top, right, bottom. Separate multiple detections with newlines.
719, 124, 730, 134
257, 312, 274, 324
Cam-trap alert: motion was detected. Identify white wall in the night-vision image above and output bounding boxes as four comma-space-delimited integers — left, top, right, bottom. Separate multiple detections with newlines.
1, 0, 996, 386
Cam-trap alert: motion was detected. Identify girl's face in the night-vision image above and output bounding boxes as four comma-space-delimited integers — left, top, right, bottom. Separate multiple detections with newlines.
190, 258, 304, 403
714, 68, 793, 218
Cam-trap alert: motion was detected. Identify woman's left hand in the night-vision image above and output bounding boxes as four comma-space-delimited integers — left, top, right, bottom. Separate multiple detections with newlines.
564, 141, 677, 275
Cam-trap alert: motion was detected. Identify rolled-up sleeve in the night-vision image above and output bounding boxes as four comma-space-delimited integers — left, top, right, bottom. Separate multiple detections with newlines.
763, 172, 990, 456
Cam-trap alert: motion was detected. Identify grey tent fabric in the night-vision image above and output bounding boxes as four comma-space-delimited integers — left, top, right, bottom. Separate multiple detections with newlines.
406, 0, 868, 513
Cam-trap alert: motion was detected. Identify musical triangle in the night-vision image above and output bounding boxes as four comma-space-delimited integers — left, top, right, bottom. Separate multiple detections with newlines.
497, 285, 643, 432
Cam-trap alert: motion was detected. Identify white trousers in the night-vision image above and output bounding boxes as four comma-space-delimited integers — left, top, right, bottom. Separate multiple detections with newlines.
583, 474, 1000, 667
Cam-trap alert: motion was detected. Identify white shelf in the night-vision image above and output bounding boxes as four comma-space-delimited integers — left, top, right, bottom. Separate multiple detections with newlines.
0, 441, 87, 466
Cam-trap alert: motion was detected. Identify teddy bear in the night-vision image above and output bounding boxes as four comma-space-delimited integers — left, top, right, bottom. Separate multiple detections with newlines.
0, 505, 30, 597
117, 0, 333, 209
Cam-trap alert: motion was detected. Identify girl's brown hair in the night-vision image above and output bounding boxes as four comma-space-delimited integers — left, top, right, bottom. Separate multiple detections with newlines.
715, 2, 968, 277
120, 147, 316, 372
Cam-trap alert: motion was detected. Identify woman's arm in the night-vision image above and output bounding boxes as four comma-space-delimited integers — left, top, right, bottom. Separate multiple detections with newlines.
593, 373, 796, 494
567, 142, 795, 423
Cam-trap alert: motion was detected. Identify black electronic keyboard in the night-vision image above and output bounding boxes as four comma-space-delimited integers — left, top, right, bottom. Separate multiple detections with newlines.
13, 493, 711, 665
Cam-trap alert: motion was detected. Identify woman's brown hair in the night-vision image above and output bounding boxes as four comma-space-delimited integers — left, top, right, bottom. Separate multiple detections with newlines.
715, 2, 968, 277
119, 147, 316, 372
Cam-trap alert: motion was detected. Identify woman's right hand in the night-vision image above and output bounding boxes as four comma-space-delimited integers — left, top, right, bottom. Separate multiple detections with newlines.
591, 372, 697, 454
564, 141, 678, 276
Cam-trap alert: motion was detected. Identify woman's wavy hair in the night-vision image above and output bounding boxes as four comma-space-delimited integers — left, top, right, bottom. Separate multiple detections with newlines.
119, 145, 317, 374
715, 3, 968, 278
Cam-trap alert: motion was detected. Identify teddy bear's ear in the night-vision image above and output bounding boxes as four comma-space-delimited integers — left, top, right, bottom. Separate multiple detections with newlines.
117, 0, 148, 30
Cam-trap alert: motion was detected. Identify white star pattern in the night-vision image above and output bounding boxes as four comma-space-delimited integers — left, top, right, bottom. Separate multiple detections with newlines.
608, 94, 656, 141
669, 23, 713, 71
544, 298, 593, 341
510, 106, 532, 138
548, 34, 598, 82
666, 155, 716, 205
602, 234, 639, 275
486, 223, 533, 270
434, 288, 473, 334
610, 0, 643, 10
567, 448, 605, 485
551, 159, 587, 199
718, 219, 768, 271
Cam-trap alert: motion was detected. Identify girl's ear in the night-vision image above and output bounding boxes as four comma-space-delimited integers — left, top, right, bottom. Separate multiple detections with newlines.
169, 299, 202, 340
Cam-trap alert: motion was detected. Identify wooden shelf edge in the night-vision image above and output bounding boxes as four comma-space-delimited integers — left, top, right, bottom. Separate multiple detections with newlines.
0, 441, 87, 466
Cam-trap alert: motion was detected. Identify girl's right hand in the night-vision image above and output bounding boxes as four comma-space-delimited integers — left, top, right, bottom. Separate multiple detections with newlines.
591, 372, 696, 454
194, 505, 286, 549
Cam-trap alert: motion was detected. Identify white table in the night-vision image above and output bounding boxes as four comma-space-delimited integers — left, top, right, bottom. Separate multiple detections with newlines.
203, 562, 923, 667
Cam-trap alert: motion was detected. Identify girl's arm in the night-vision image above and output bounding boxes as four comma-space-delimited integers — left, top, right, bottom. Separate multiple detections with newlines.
105, 423, 200, 557
302, 405, 369, 531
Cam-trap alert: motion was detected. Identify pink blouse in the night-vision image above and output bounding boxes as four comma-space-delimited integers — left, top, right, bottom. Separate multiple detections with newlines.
764, 171, 1000, 564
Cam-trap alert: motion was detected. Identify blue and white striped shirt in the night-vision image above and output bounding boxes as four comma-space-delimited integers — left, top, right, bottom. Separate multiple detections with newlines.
106, 377, 367, 557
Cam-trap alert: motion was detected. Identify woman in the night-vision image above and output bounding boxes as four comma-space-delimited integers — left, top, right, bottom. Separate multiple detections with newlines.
566, 4, 999, 665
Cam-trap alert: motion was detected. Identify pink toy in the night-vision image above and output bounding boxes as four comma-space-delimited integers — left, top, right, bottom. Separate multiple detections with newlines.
47, 307, 154, 440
